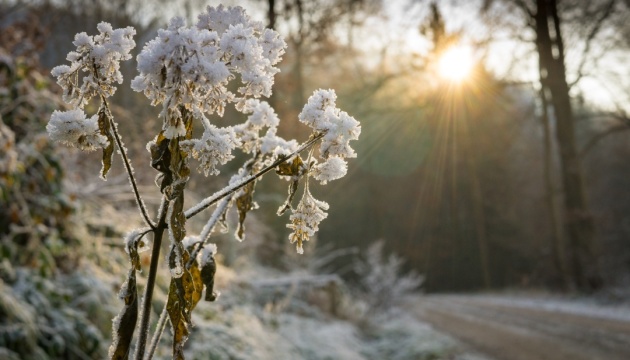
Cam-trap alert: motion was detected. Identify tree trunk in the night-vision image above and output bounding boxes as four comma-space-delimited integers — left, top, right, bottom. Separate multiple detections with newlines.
534, 0, 601, 291
539, 85, 571, 290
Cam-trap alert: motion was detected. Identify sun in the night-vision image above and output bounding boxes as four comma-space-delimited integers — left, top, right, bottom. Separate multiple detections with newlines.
437, 45, 474, 83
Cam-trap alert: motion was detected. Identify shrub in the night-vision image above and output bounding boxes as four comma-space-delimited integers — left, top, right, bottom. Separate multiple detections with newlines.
47, 5, 360, 359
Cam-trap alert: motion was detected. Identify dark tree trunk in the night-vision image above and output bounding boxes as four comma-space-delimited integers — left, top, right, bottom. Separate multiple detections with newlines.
534, 0, 601, 291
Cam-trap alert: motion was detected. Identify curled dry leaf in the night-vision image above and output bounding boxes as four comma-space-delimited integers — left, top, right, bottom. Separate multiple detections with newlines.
98, 106, 115, 179
235, 180, 256, 241
108, 269, 138, 360
276, 155, 306, 215
166, 250, 203, 360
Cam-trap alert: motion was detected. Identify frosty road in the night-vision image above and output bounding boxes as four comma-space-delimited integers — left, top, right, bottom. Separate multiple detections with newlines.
408, 295, 630, 360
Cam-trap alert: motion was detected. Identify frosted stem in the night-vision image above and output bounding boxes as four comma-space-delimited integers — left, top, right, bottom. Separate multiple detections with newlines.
145, 304, 168, 360
184, 132, 324, 220
134, 197, 169, 360
101, 96, 156, 230
187, 195, 232, 269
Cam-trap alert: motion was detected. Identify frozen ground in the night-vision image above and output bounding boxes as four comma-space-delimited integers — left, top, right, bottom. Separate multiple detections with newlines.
408, 293, 630, 360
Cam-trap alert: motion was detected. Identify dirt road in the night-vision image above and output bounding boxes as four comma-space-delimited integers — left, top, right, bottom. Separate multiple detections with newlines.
408, 295, 630, 360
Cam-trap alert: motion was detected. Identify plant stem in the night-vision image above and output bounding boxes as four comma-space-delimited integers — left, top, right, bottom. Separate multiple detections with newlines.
184, 132, 324, 219
101, 96, 156, 230
145, 304, 168, 360
134, 197, 169, 360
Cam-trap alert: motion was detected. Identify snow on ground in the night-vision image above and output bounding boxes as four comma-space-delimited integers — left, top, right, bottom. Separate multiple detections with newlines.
470, 292, 630, 322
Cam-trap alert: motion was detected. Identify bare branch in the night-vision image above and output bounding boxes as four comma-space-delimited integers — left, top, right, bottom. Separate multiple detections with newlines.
568, 0, 617, 89
579, 115, 630, 157
184, 132, 325, 220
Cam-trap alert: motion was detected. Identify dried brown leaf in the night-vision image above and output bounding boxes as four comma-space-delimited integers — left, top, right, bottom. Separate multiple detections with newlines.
166, 250, 203, 360
98, 107, 115, 179
235, 180, 256, 240
108, 269, 138, 360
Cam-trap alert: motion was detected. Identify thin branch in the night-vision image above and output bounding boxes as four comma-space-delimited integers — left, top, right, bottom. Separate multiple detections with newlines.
134, 196, 169, 360
184, 132, 325, 220
187, 195, 233, 270
514, 0, 536, 24
568, 0, 616, 89
145, 304, 168, 360
101, 96, 156, 230
579, 121, 630, 157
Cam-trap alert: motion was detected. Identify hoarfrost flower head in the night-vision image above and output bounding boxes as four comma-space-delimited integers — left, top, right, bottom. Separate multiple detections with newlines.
132, 6, 286, 140
180, 125, 240, 176
299, 89, 361, 175
287, 189, 329, 254
260, 128, 299, 159
47, 109, 108, 151
234, 99, 281, 153
51, 23, 135, 108
319, 110, 361, 159
312, 157, 348, 184
196, 4, 256, 34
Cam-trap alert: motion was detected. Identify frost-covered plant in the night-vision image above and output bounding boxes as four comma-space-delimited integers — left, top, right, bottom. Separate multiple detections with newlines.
47, 5, 360, 360
355, 241, 424, 314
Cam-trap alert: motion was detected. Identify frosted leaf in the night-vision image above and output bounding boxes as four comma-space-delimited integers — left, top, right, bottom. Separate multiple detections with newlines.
312, 157, 348, 184
287, 189, 329, 254
47, 109, 108, 151
180, 125, 240, 176
124, 228, 151, 257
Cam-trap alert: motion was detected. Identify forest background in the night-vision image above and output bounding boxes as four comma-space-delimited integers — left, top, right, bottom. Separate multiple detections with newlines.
2, 0, 630, 357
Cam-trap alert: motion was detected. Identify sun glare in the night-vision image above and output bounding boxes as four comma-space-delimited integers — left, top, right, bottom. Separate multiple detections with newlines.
437, 45, 474, 83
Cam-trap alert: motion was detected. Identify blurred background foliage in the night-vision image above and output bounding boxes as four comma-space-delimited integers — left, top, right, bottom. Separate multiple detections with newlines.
2, 0, 630, 357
